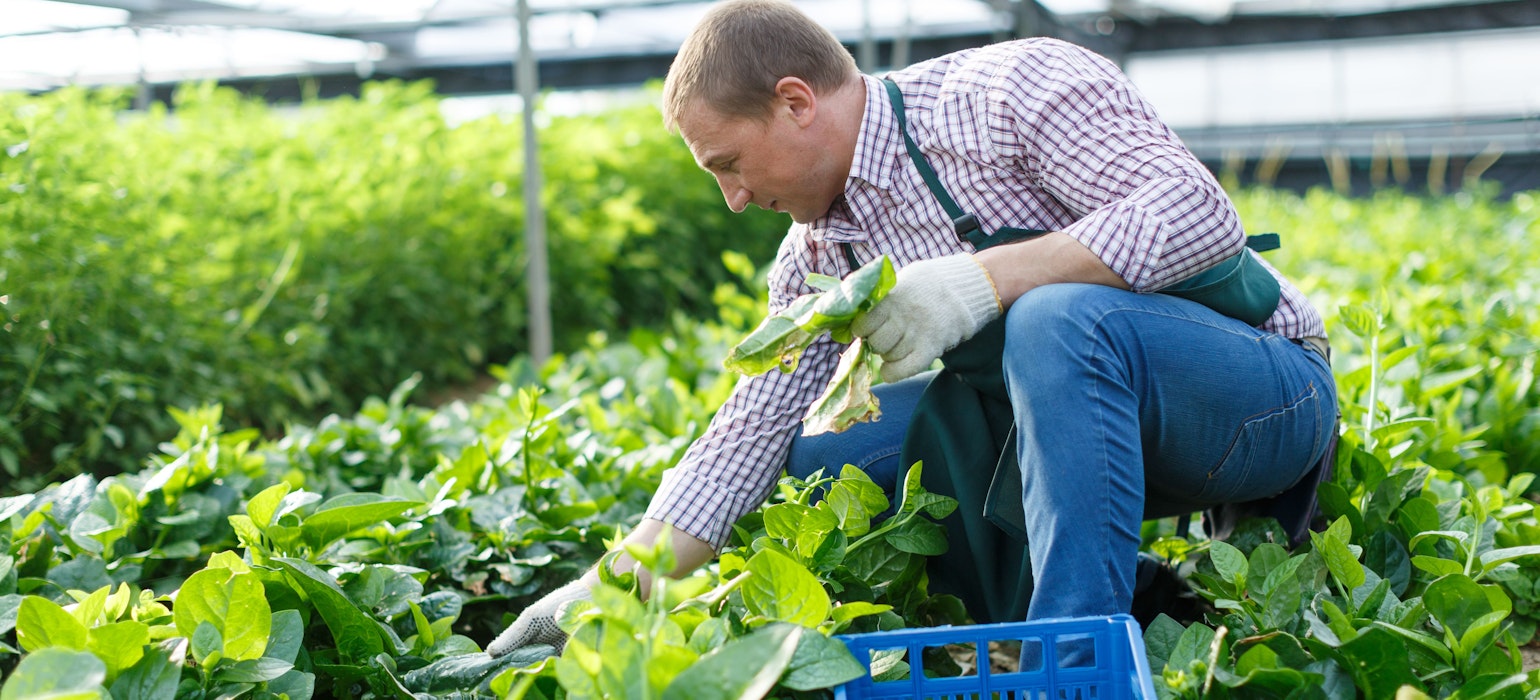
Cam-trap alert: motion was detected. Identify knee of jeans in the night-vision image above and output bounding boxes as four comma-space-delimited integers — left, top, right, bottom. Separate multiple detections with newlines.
1005, 283, 1118, 355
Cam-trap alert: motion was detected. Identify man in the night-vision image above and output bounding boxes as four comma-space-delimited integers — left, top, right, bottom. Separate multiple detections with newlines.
490, 0, 1335, 657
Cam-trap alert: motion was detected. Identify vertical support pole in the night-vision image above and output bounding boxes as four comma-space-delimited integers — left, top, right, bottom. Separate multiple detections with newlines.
517, 0, 553, 365
859, 0, 877, 72
133, 25, 151, 110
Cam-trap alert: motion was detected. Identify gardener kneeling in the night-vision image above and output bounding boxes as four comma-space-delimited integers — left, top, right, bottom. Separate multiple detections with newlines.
489, 0, 1336, 658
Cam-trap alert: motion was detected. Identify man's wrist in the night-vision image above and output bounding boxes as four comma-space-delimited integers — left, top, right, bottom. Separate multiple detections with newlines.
928, 253, 1002, 327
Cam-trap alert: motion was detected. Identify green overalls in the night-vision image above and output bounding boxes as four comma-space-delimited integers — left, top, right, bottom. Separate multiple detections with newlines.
851, 78, 1300, 623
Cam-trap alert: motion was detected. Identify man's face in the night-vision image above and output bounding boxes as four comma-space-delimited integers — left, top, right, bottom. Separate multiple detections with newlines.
678, 99, 843, 224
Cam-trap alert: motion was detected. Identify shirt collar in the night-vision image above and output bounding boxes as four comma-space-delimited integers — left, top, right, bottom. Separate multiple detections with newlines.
846, 74, 902, 192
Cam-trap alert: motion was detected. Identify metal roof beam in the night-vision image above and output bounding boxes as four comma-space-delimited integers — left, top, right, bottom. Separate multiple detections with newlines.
1119, 0, 1540, 52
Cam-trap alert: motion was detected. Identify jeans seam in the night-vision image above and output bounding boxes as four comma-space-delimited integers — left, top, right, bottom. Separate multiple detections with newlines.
856, 445, 903, 472
1089, 302, 1266, 344
1084, 310, 1120, 614
1203, 381, 1320, 502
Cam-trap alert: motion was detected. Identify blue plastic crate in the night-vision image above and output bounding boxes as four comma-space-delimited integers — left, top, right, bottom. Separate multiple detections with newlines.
834, 614, 1156, 700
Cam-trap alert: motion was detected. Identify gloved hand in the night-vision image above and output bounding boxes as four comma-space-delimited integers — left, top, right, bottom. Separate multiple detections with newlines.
486, 579, 591, 657
851, 253, 1001, 383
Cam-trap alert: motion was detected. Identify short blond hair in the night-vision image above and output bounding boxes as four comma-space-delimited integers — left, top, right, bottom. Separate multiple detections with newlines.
662, 0, 858, 131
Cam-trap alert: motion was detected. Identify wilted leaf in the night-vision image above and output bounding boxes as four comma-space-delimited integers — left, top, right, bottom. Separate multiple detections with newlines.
802, 338, 882, 436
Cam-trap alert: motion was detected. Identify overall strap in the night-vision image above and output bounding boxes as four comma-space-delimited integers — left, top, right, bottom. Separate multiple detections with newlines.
840, 242, 862, 271
882, 78, 985, 246
1245, 233, 1280, 253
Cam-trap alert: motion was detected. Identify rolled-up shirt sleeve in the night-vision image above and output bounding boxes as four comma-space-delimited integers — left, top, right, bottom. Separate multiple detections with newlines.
643, 235, 842, 550
989, 41, 1245, 292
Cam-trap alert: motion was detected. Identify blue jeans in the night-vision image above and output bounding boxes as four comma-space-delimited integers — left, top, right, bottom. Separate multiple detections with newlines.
786, 283, 1336, 622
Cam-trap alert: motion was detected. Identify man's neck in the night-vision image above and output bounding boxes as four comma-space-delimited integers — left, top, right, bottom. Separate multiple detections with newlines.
826, 74, 868, 186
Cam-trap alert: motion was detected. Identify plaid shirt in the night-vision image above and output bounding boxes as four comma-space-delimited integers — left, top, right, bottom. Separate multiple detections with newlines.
645, 38, 1326, 549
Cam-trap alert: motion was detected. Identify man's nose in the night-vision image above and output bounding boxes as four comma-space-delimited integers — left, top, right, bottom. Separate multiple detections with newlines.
717, 175, 750, 213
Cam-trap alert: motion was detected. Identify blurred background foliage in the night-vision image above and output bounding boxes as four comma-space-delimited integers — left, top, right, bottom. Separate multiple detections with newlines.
0, 81, 786, 490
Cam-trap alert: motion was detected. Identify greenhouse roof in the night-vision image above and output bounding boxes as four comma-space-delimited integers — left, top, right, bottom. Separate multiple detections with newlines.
4, 0, 1537, 92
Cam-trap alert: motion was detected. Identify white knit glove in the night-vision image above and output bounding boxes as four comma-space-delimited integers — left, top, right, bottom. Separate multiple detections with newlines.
851, 253, 1002, 383
486, 579, 591, 657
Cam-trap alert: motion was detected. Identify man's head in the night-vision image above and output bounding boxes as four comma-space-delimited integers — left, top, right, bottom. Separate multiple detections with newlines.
664, 0, 863, 223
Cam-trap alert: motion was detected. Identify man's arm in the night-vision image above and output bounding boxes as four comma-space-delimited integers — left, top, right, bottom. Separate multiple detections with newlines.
974, 231, 1128, 309
992, 40, 1246, 293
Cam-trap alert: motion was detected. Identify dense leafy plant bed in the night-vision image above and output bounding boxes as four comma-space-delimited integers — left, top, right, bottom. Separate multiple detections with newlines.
0, 83, 787, 489
2, 187, 1539, 699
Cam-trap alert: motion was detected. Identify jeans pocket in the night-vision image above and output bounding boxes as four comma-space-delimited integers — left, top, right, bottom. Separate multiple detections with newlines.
1198, 382, 1324, 504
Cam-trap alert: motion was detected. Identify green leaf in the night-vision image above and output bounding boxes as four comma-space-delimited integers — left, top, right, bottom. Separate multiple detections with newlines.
408, 601, 436, 652
742, 549, 830, 627
1338, 304, 1381, 340
190, 620, 223, 665
1364, 530, 1412, 596
805, 273, 843, 292
1447, 673, 1530, 700
825, 470, 888, 538
1262, 562, 1305, 630
895, 462, 955, 520
104, 583, 132, 623
86, 620, 149, 679
1321, 599, 1358, 643
1408, 530, 1471, 550
227, 515, 266, 554
71, 587, 109, 628
172, 566, 271, 661
1210, 541, 1248, 586
762, 503, 814, 541
1363, 468, 1424, 532
109, 646, 182, 700
1412, 556, 1464, 577
0, 594, 21, 637
780, 627, 867, 691
1314, 518, 1366, 593
1142, 614, 1186, 670
726, 316, 818, 376
274, 557, 384, 662
885, 518, 948, 556
662, 623, 801, 700
0, 647, 108, 700
246, 483, 292, 529
829, 602, 891, 627
1168, 621, 1216, 669
263, 609, 304, 664
1424, 574, 1511, 644
298, 494, 421, 553
841, 546, 915, 589
269, 670, 316, 700
1246, 544, 1290, 598
1365, 621, 1452, 667
213, 657, 294, 683
343, 565, 424, 619
16, 596, 88, 652
1478, 546, 1540, 573
1417, 366, 1484, 398
688, 617, 731, 656
1331, 627, 1423, 700
800, 256, 896, 329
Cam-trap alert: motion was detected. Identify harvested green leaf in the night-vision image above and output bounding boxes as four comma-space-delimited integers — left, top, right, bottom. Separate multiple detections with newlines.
725, 255, 897, 434
802, 337, 883, 436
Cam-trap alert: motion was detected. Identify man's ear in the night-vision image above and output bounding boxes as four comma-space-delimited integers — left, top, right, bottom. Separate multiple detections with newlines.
774, 77, 817, 126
